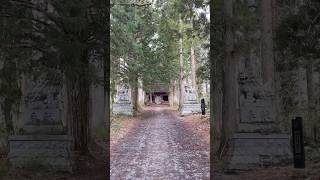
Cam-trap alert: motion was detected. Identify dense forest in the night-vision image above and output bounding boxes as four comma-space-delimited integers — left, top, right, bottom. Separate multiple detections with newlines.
110, 0, 210, 112
0, 0, 319, 179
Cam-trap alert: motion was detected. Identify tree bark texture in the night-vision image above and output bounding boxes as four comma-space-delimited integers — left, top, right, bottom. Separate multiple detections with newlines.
221, 0, 238, 148
179, 14, 184, 110
190, 46, 197, 93
261, 0, 274, 90
306, 62, 316, 141
66, 60, 90, 154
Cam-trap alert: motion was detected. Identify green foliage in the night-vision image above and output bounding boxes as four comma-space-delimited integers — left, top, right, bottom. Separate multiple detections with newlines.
1, 1, 109, 150
233, 1, 260, 54
111, 0, 209, 95
112, 2, 173, 91
210, 0, 224, 86
276, 0, 320, 61
275, 0, 320, 142
1, 0, 108, 84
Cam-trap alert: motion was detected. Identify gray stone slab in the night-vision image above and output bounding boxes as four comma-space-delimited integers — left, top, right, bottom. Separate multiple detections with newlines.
226, 133, 293, 171
22, 78, 65, 134
240, 99, 274, 123
231, 133, 290, 139
237, 123, 280, 133
180, 103, 201, 116
22, 125, 65, 135
112, 103, 133, 116
8, 135, 73, 172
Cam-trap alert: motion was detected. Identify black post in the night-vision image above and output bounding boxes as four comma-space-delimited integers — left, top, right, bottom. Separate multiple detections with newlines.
292, 117, 305, 168
201, 98, 205, 115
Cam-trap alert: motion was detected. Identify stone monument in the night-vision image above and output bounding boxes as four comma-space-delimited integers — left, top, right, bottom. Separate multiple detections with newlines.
112, 85, 133, 116
180, 86, 201, 116
155, 96, 161, 105
8, 78, 73, 172
225, 71, 292, 171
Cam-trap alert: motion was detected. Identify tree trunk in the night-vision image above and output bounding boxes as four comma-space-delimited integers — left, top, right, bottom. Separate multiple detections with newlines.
306, 61, 315, 141
104, 25, 110, 171
179, 14, 184, 110
131, 76, 139, 115
213, 82, 223, 150
221, 0, 238, 149
169, 89, 174, 107
261, 0, 274, 91
89, 51, 106, 141
66, 59, 90, 154
190, 46, 197, 94
173, 80, 177, 106
149, 92, 152, 104
3, 100, 14, 135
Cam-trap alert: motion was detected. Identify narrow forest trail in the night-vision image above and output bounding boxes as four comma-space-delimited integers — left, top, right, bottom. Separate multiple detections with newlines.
110, 106, 210, 180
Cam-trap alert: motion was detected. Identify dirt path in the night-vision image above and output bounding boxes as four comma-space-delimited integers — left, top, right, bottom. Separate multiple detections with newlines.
110, 106, 210, 180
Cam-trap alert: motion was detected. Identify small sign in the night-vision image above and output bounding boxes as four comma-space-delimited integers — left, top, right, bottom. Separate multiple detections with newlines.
292, 117, 305, 168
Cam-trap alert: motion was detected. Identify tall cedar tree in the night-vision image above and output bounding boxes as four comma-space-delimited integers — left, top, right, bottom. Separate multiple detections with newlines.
1, 0, 109, 154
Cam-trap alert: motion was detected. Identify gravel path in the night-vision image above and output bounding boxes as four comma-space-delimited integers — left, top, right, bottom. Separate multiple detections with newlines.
110, 106, 210, 180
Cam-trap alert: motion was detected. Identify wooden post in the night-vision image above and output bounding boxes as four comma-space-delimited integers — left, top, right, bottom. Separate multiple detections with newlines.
292, 117, 305, 168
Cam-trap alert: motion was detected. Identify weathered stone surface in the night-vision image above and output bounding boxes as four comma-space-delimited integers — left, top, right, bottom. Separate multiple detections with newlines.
22, 78, 65, 134
225, 71, 292, 171
226, 133, 293, 171
180, 103, 201, 116
7, 76, 73, 170
115, 86, 130, 102
8, 135, 73, 172
112, 103, 133, 116
240, 99, 274, 123
237, 123, 280, 133
180, 85, 201, 116
112, 85, 133, 116
184, 86, 197, 102
89, 51, 106, 139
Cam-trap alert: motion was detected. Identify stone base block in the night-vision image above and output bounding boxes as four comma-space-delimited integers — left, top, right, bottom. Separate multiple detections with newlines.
8, 135, 73, 172
180, 103, 201, 116
112, 103, 133, 116
225, 133, 293, 171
